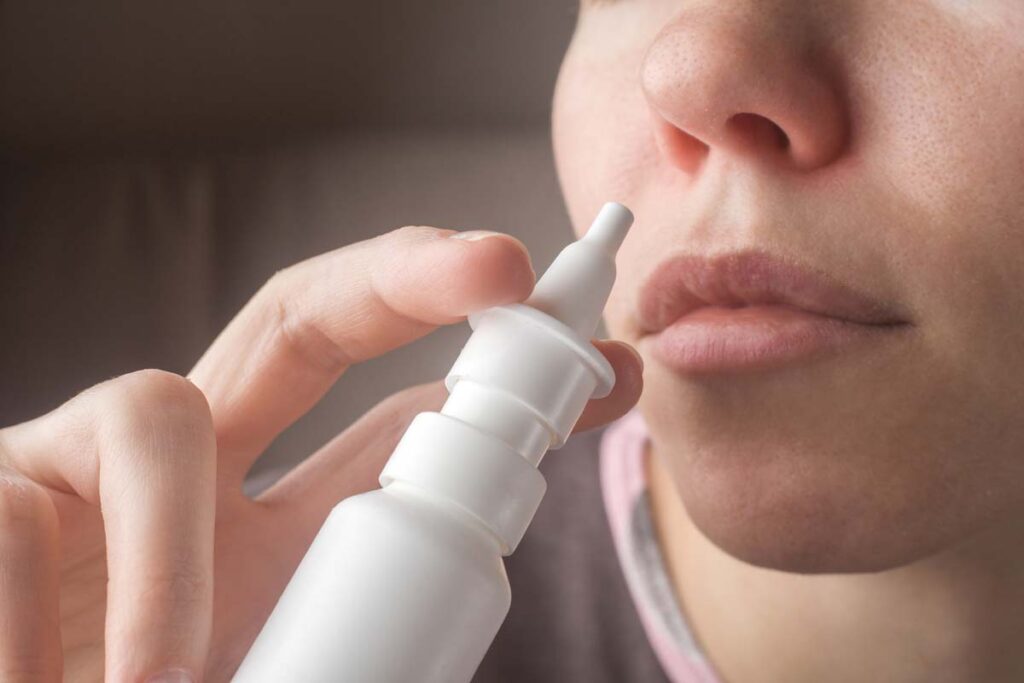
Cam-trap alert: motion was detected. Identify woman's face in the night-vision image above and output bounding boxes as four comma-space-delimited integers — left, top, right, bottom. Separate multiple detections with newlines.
553, 0, 1024, 572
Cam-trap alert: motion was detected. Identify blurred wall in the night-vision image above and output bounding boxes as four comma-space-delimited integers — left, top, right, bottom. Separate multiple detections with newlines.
0, 2, 580, 478
2, 1, 578, 152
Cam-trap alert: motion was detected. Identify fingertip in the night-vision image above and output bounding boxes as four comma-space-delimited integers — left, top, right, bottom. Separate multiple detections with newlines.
596, 339, 645, 401
572, 340, 645, 434
606, 339, 644, 372
446, 232, 536, 309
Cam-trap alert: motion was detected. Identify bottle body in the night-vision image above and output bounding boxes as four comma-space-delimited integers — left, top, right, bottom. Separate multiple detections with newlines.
232, 203, 633, 681
233, 484, 511, 683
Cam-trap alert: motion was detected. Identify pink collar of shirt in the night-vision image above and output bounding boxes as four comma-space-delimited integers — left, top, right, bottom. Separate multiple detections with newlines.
599, 409, 721, 683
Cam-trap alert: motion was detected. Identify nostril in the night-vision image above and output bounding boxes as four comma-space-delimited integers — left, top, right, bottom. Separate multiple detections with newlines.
652, 114, 711, 174
727, 112, 791, 152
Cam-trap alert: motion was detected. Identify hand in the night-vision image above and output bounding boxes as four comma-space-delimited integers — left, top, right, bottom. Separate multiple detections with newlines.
0, 225, 644, 682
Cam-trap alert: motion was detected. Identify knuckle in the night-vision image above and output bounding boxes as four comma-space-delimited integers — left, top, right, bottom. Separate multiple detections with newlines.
266, 274, 352, 373
101, 370, 215, 455
388, 224, 444, 242
0, 470, 52, 534
139, 562, 211, 609
264, 264, 296, 294
263, 253, 323, 297
281, 296, 352, 373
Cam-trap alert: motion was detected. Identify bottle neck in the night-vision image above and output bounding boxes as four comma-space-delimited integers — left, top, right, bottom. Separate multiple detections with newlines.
440, 380, 552, 467
378, 411, 548, 555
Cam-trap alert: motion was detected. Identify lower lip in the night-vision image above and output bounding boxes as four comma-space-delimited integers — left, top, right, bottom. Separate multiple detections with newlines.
641, 305, 908, 374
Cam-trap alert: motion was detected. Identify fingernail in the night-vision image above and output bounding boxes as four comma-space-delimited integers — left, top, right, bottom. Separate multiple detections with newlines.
146, 669, 195, 683
449, 229, 504, 242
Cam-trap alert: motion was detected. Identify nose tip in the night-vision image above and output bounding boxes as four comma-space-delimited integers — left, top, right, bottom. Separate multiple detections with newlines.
641, 16, 849, 173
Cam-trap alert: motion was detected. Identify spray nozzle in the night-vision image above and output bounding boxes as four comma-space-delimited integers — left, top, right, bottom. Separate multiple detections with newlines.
525, 202, 634, 338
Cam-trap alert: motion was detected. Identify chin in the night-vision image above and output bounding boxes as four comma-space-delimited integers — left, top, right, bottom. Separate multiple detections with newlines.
680, 483, 939, 574
667, 442, 1002, 575
633, 320, 1024, 574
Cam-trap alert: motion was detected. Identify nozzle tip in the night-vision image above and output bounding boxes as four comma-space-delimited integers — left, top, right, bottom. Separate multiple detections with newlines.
584, 202, 634, 254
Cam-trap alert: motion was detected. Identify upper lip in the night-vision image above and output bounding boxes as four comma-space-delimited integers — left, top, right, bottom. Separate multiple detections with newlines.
636, 250, 910, 333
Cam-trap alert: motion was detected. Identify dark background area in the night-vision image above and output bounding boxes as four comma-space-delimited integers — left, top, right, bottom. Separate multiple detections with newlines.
2, 1, 577, 151
1, 1, 580, 479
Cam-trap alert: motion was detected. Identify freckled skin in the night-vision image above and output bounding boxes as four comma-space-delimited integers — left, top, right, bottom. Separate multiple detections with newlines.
553, 0, 1024, 573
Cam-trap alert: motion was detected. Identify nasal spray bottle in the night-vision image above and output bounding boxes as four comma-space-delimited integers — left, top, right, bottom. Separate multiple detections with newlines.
233, 203, 634, 683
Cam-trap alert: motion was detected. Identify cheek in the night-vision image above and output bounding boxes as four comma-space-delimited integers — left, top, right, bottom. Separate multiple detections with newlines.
553, 32, 666, 339
553, 28, 661, 233
857, 6, 1024, 467
851, 4, 1024, 312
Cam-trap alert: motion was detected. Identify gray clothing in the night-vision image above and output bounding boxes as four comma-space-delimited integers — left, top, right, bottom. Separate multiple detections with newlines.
474, 428, 670, 682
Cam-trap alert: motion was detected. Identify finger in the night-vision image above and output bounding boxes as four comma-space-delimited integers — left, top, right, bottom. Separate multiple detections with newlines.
3, 370, 217, 683
188, 227, 535, 474
572, 340, 645, 433
0, 467, 62, 683
260, 339, 644, 527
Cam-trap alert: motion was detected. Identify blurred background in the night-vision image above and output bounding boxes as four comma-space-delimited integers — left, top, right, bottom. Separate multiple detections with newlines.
0, 1, 580, 479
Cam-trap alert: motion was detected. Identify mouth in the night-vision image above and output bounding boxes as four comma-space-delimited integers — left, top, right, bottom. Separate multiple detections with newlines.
635, 251, 912, 374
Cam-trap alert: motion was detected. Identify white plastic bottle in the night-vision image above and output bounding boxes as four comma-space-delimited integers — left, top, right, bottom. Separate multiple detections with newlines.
233, 202, 635, 683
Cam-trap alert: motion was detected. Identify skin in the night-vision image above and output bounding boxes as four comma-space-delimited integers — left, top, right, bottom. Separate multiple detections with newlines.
6, 1, 1024, 681
0, 228, 644, 682
555, 0, 1024, 681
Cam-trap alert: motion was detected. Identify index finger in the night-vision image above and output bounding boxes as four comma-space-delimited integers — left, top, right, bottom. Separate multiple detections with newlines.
189, 227, 535, 471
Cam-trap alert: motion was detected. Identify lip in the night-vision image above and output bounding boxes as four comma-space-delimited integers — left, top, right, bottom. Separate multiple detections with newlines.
636, 251, 911, 374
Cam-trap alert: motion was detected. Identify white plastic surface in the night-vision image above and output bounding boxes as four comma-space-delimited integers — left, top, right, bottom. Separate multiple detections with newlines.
526, 201, 633, 337
233, 202, 634, 683
233, 486, 511, 683
448, 303, 614, 453
380, 412, 547, 554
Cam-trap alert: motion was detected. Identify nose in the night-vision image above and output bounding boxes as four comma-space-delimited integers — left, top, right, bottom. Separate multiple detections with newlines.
641, 7, 849, 174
